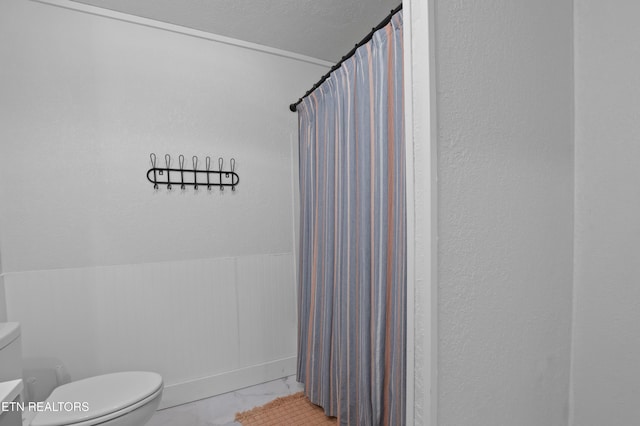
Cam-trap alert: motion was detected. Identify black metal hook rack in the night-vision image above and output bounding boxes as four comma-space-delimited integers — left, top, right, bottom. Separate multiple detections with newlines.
147, 153, 239, 191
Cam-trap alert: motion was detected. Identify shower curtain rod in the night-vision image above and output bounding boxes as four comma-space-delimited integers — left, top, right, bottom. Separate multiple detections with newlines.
289, 3, 402, 112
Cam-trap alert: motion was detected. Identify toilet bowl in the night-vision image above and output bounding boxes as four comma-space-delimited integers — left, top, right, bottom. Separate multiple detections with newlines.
29, 372, 163, 426
0, 323, 163, 426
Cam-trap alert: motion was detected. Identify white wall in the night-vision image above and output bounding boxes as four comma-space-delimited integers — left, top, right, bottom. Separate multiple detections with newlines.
571, 2, 640, 425
434, 1, 574, 425
0, 245, 5, 322
0, 0, 326, 407
0, 278, 5, 322
403, 0, 437, 424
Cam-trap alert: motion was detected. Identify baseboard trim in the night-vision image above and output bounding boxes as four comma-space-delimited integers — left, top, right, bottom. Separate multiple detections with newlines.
158, 356, 297, 410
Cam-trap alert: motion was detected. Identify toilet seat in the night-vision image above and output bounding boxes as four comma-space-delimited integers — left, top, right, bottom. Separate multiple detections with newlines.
31, 372, 163, 426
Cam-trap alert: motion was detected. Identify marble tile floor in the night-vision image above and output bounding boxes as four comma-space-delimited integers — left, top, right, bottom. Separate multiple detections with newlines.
147, 375, 304, 426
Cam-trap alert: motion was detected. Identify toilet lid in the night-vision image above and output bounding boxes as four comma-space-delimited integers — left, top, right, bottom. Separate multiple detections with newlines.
31, 371, 163, 426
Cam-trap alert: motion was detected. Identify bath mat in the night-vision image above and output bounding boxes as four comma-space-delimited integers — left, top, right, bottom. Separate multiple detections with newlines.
235, 392, 337, 425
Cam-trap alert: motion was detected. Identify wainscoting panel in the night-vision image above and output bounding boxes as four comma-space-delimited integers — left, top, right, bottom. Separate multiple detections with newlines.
236, 254, 297, 367
3, 253, 297, 408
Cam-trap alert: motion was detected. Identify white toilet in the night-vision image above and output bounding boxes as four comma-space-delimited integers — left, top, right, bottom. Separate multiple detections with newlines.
0, 322, 163, 426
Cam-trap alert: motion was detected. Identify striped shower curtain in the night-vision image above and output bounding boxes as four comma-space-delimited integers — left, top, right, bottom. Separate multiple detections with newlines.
296, 12, 405, 426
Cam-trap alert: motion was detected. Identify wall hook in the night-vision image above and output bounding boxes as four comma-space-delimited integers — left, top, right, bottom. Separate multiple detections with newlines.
192, 156, 199, 190
179, 154, 185, 190
150, 153, 158, 189
230, 158, 236, 191
218, 157, 224, 191
206, 156, 212, 190
164, 154, 172, 189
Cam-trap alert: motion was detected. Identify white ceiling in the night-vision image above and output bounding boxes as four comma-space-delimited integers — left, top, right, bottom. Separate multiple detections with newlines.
69, 0, 400, 62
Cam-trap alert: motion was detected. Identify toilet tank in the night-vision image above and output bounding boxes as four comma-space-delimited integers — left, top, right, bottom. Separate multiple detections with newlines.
0, 323, 22, 382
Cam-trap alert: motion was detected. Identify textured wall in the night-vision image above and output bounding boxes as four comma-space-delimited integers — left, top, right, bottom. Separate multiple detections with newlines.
571, 1, 640, 425
434, 1, 574, 425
